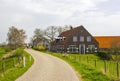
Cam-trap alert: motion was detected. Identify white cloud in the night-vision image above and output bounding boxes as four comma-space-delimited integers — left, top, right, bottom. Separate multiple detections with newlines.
0, 0, 120, 43
23, 0, 108, 17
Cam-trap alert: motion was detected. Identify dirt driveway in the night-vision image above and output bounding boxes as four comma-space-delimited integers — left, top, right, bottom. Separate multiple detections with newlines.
16, 49, 80, 81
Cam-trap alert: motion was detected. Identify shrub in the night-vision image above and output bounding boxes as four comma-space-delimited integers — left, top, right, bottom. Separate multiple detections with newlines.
97, 51, 112, 60
38, 45, 46, 51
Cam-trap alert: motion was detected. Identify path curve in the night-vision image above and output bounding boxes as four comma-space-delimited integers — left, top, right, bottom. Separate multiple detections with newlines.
16, 49, 80, 81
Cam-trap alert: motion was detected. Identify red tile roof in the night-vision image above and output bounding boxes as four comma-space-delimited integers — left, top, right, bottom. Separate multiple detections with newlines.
94, 36, 120, 48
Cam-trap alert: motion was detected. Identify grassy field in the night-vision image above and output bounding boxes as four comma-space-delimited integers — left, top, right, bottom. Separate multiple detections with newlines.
0, 49, 34, 81
69, 54, 120, 79
44, 51, 120, 81
0, 47, 7, 58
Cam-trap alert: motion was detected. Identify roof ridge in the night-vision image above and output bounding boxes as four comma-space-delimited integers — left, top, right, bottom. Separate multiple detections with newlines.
94, 36, 120, 37
59, 25, 83, 35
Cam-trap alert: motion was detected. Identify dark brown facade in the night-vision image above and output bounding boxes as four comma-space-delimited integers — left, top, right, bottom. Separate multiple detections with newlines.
51, 25, 99, 54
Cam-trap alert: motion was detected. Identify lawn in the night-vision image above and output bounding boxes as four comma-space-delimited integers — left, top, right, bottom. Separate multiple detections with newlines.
44, 51, 119, 81
0, 48, 34, 81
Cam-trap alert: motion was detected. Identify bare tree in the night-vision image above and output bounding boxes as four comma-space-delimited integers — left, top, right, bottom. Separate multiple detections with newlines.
32, 28, 49, 48
7, 26, 26, 49
57, 26, 64, 35
45, 26, 58, 42
45, 25, 71, 42
57, 25, 70, 35
64, 25, 72, 30
32, 28, 44, 47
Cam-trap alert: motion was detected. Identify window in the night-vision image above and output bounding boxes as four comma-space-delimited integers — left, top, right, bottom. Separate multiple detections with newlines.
57, 45, 64, 52
81, 30, 83, 33
88, 45, 95, 53
87, 36, 91, 42
73, 36, 77, 42
69, 45, 77, 53
80, 36, 84, 42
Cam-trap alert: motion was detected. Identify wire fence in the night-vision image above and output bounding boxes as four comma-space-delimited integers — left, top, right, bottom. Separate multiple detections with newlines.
58, 53, 120, 79
0, 55, 25, 77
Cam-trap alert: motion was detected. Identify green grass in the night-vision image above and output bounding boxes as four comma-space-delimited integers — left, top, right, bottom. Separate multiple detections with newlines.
0, 46, 12, 59
43, 52, 115, 81
0, 48, 6, 58
0, 49, 34, 81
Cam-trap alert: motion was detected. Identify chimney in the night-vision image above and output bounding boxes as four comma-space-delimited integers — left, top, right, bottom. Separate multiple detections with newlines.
70, 25, 73, 30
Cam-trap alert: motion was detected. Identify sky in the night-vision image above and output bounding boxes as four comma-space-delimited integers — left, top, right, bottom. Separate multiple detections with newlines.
0, 0, 120, 43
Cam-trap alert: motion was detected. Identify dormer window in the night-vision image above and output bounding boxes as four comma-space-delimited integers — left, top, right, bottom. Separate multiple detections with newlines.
73, 36, 77, 42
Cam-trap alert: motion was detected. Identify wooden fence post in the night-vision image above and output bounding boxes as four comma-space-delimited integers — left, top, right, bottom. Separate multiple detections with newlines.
65, 53, 68, 59
29, 55, 31, 62
68, 54, 70, 59
18, 56, 20, 64
74, 55, 76, 61
2, 60, 5, 74
116, 62, 119, 78
23, 56, 26, 67
79, 56, 81, 62
87, 56, 89, 63
13, 58, 16, 68
104, 60, 107, 73
94, 59, 97, 68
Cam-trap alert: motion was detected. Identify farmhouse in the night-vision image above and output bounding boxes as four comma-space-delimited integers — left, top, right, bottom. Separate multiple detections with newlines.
51, 25, 99, 54
94, 36, 120, 50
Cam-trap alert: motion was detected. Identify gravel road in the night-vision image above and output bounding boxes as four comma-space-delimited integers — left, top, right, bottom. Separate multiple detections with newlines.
16, 49, 80, 81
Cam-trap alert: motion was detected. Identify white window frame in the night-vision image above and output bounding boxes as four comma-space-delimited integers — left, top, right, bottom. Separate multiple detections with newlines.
80, 36, 84, 42
73, 36, 77, 42
88, 45, 95, 53
87, 36, 91, 42
69, 45, 77, 53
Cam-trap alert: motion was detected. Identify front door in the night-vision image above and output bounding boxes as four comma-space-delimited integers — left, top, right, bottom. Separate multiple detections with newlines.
79, 44, 85, 54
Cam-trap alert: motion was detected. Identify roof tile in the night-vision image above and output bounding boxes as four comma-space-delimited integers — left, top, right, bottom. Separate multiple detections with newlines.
94, 36, 120, 48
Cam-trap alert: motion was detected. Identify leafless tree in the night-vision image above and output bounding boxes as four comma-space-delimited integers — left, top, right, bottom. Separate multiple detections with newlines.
7, 26, 26, 49
44, 26, 58, 42
57, 25, 70, 35
32, 28, 44, 47
32, 28, 49, 48
45, 25, 71, 42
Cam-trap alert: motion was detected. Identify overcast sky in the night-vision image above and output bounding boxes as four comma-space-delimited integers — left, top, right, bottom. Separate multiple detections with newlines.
0, 0, 120, 43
